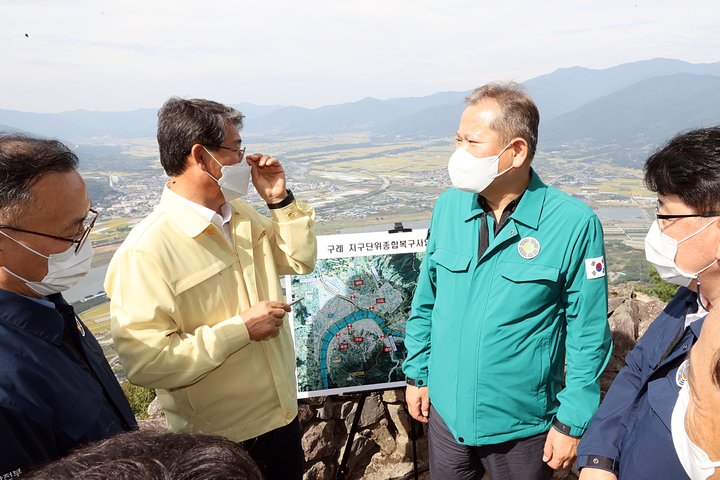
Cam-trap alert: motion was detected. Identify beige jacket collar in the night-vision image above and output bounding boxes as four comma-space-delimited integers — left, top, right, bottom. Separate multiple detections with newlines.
159, 186, 219, 239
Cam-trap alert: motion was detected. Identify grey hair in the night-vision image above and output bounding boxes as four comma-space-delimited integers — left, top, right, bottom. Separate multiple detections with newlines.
156, 97, 244, 176
465, 82, 540, 162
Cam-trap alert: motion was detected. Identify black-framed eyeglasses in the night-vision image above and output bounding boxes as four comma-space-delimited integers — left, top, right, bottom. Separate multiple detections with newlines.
0, 208, 98, 253
655, 200, 720, 221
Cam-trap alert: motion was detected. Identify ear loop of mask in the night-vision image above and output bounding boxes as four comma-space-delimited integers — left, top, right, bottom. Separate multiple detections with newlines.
671, 217, 718, 243
494, 143, 514, 178
0, 230, 49, 287
0, 230, 49, 258
202, 146, 224, 182
668, 218, 720, 283
696, 274, 715, 312
679, 217, 720, 311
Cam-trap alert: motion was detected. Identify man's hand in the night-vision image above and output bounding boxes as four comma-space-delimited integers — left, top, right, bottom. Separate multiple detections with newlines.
543, 426, 580, 469
405, 385, 430, 423
241, 300, 291, 341
578, 468, 618, 480
246, 153, 286, 204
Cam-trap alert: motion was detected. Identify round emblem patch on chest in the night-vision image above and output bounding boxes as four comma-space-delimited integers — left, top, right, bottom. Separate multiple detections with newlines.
517, 237, 541, 259
676, 359, 690, 387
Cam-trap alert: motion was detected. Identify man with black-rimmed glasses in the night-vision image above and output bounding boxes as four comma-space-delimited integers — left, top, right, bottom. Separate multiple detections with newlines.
0, 134, 137, 478
578, 126, 720, 480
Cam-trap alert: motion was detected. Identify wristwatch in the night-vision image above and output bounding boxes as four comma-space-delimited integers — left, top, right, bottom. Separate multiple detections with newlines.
267, 189, 294, 209
406, 378, 426, 387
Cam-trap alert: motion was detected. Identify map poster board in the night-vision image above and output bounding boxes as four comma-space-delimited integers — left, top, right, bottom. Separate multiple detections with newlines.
286, 229, 428, 398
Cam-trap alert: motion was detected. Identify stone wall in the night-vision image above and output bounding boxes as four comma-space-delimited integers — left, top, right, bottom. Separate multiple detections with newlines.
298, 389, 427, 480
142, 284, 667, 479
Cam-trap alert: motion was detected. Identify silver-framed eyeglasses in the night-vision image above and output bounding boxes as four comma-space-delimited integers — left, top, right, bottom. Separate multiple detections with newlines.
204, 144, 246, 162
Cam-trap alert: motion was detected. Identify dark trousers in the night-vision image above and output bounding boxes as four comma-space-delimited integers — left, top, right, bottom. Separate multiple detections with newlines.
428, 405, 553, 480
241, 416, 304, 480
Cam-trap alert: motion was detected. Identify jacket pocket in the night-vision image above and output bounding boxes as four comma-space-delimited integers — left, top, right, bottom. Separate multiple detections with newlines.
431, 248, 471, 272
485, 335, 550, 431
500, 262, 560, 283
184, 343, 277, 430
646, 373, 679, 431
429, 249, 472, 327
497, 262, 561, 316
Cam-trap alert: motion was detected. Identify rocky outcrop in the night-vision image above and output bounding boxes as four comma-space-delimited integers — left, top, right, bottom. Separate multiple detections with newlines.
602, 284, 665, 396
298, 389, 428, 480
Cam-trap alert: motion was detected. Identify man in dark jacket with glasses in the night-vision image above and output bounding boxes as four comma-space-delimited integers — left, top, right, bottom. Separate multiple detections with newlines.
578, 127, 720, 480
0, 134, 137, 477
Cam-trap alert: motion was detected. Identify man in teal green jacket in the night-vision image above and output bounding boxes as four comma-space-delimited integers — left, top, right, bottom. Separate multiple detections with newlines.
403, 82, 612, 480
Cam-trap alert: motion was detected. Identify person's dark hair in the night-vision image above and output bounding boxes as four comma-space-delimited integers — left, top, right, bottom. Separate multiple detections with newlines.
25, 429, 262, 480
157, 97, 244, 177
644, 126, 720, 212
646, 127, 720, 389
465, 82, 540, 162
0, 134, 79, 223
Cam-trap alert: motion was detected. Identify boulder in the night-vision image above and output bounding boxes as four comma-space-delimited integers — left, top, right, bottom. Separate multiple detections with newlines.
304, 461, 335, 480
382, 388, 405, 404
302, 420, 337, 462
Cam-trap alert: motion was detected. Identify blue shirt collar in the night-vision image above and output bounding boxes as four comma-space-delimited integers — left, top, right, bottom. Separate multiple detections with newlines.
20, 293, 55, 309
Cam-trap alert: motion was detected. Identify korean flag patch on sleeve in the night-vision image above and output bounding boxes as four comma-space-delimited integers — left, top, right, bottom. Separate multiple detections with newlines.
585, 256, 606, 279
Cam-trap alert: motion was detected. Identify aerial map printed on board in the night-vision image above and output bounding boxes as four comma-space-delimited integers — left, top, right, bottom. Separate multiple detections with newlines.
286, 229, 427, 398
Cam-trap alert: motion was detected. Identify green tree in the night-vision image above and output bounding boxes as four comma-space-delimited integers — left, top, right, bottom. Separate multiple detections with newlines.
121, 381, 156, 419
636, 266, 679, 302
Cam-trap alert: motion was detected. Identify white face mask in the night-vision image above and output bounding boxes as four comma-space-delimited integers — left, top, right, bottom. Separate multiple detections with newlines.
203, 147, 252, 201
447, 143, 513, 193
0, 231, 94, 296
644, 219, 717, 287
672, 382, 720, 479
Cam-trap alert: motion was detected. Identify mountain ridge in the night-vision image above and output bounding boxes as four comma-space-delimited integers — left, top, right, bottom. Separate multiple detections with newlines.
1, 58, 718, 167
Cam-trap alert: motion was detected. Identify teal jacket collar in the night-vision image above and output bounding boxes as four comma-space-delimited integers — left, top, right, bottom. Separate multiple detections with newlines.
464, 169, 547, 230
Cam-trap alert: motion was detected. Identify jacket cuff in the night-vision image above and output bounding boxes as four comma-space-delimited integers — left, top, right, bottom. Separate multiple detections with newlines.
405, 377, 428, 387
552, 416, 584, 438
214, 315, 251, 355
554, 413, 589, 437
269, 198, 313, 222
576, 454, 619, 474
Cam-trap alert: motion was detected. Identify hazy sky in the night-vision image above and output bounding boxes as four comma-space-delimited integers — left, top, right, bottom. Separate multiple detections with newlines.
2, 0, 718, 112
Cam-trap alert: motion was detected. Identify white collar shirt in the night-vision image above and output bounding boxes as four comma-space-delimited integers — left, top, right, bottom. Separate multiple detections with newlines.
164, 186, 233, 246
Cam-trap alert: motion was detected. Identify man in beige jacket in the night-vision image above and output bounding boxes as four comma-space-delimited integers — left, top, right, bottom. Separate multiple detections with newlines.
105, 97, 317, 480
